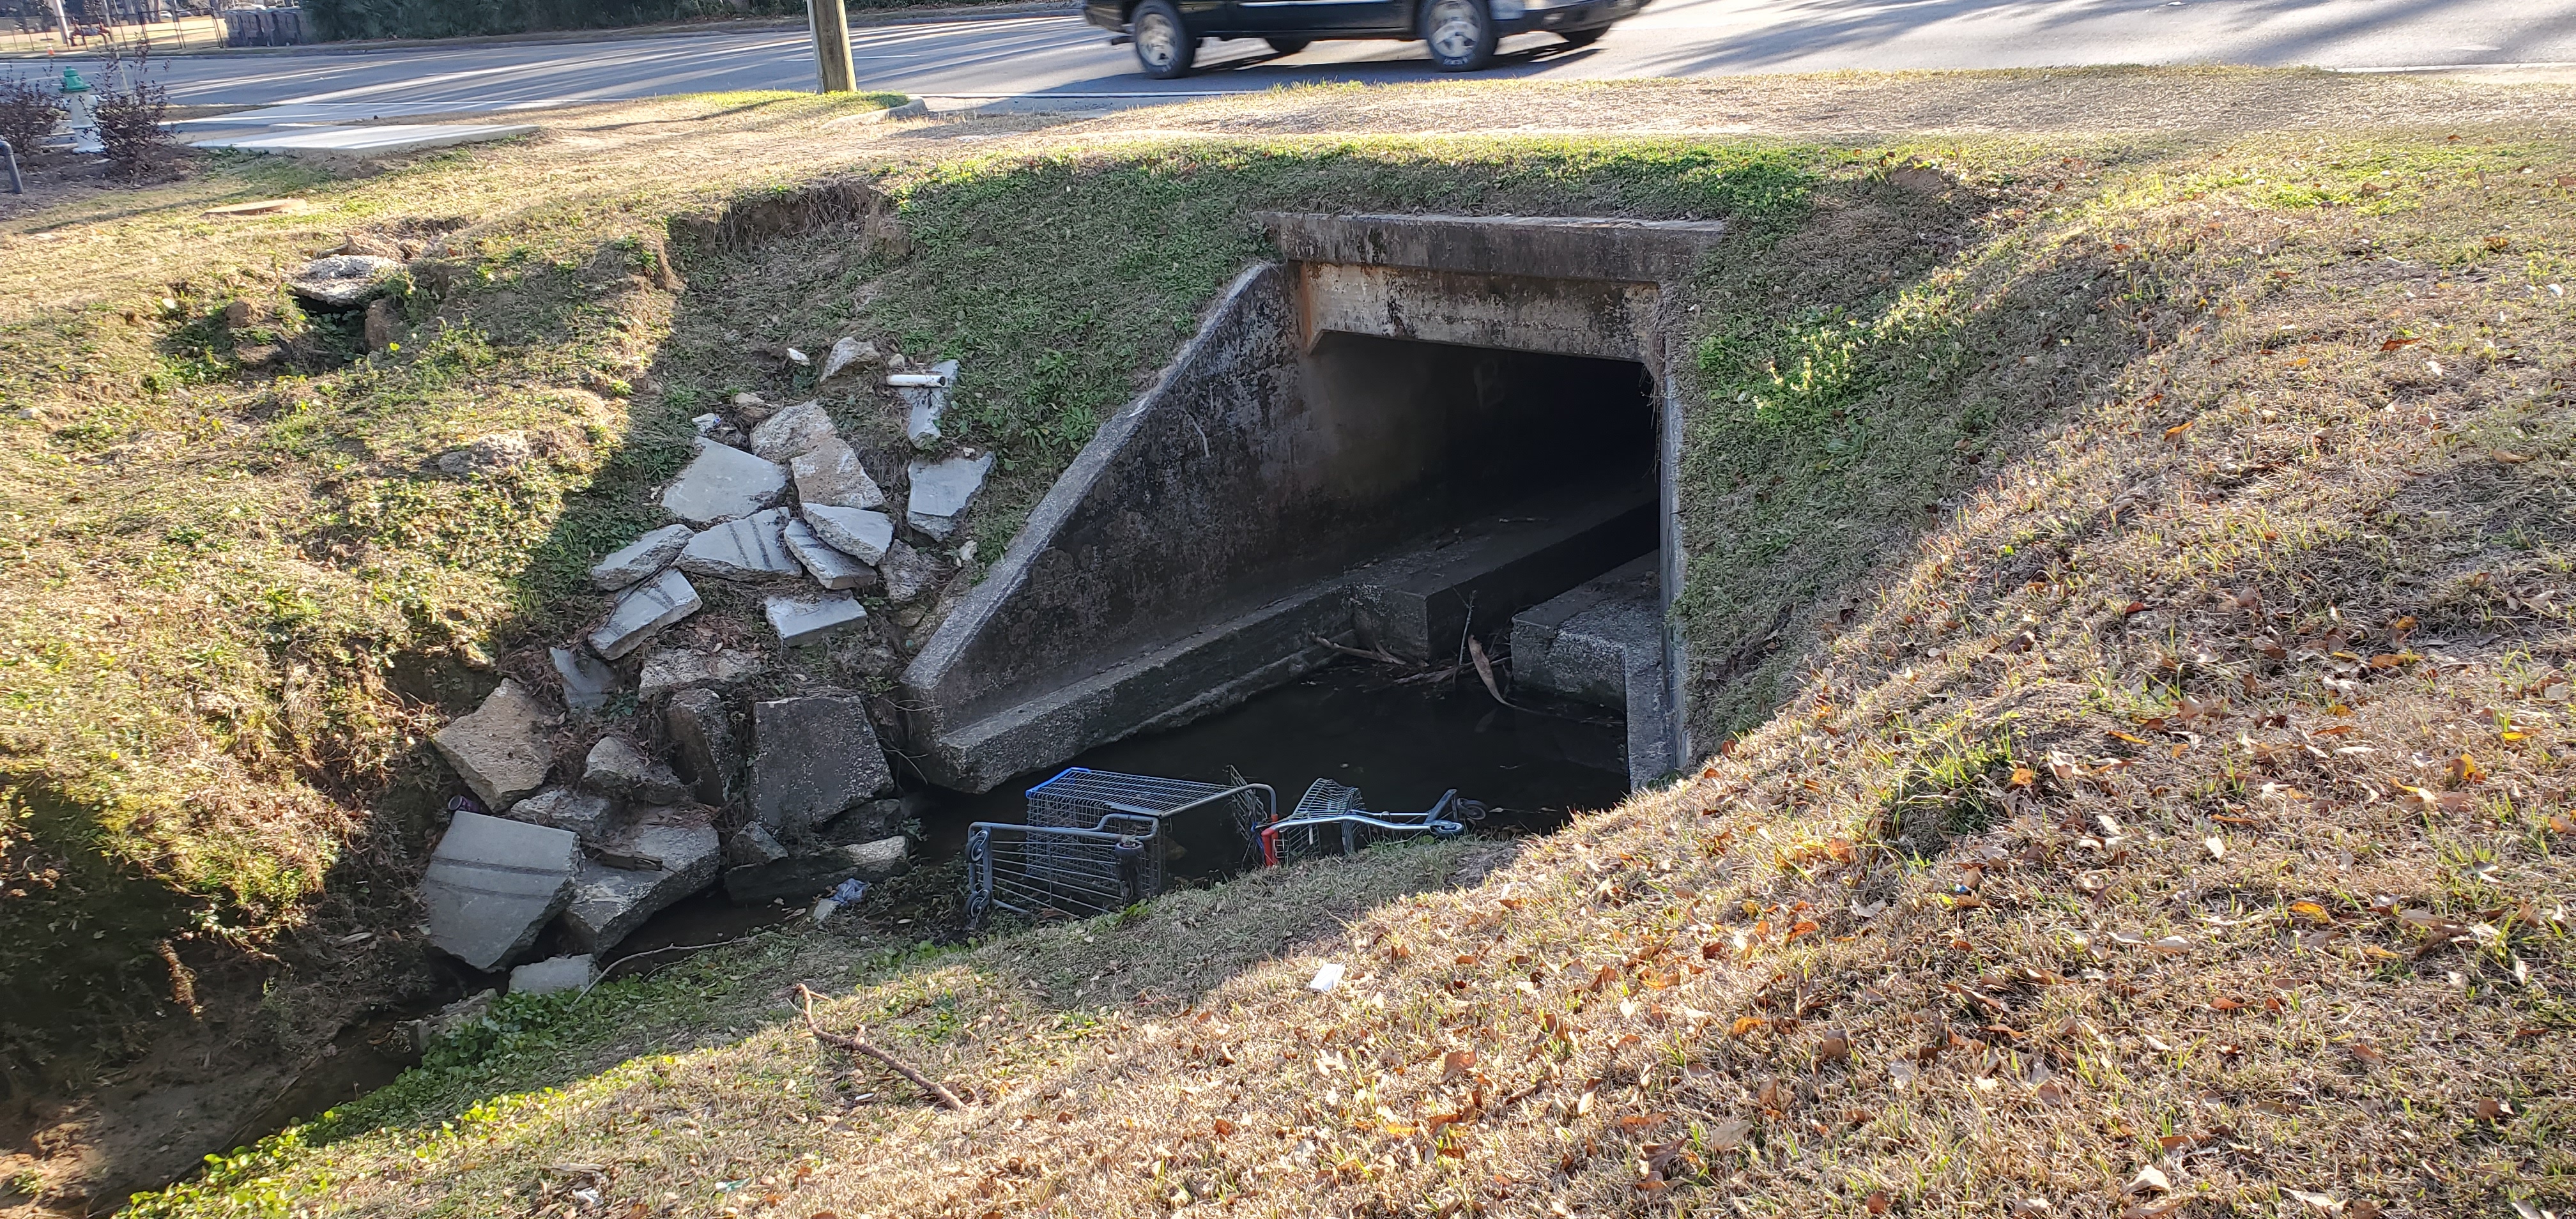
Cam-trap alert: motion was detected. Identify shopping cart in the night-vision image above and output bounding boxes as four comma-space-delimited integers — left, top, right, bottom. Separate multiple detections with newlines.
1258, 779, 1475, 866
965, 768, 1275, 928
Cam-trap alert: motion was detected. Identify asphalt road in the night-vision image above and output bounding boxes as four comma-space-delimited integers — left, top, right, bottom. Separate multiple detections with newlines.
96, 0, 2576, 123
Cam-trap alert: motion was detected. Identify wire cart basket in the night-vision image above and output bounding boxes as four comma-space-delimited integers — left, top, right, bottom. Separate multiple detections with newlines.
965, 768, 1275, 928
1259, 779, 1473, 866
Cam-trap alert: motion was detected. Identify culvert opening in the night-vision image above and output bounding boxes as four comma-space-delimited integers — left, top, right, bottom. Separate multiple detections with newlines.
913, 333, 1662, 890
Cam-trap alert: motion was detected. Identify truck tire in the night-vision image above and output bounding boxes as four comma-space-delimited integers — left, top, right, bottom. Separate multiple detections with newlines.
1265, 36, 1310, 55
1421, 0, 1495, 71
1131, 0, 1197, 79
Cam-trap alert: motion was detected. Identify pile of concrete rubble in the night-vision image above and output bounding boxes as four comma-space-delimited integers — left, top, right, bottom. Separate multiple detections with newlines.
417, 355, 995, 990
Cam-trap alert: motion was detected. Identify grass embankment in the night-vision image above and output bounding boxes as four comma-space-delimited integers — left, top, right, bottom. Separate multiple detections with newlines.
0, 88, 1823, 1079
98, 100, 2576, 1216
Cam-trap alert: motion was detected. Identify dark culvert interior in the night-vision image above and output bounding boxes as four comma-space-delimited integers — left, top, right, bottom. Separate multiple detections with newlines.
919, 333, 1664, 887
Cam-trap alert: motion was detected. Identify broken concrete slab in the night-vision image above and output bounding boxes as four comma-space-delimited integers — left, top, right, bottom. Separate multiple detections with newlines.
589, 569, 702, 661
749, 399, 836, 463
505, 787, 620, 845
879, 540, 940, 604
666, 687, 740, 806
749, 693, 894, 836
582, 737, 687, 805
802, 504, 893, 566
660, 439, 787, 527
894, 359, 958, 447
783, 518, 877, 592
421, 811, 579, 970
636, 647, 763, 700
508, 954, 595, 996
551, 646, 618, 713
288, 254, 399, 309
432, 678, 556, 809
789, 437, 885, 511
905, 451, 994, 542
675, 508, 801, 581
590, 523, 694, 591
765, 592, 869, 647
721, 836, 909, 904
560, 824, 720, 954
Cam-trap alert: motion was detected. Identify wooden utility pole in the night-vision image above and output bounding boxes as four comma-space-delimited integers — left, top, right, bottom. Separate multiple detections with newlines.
808, 0, 854, 93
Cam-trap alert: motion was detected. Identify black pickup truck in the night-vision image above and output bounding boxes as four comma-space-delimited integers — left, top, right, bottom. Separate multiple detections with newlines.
1082, 0, 1646, 77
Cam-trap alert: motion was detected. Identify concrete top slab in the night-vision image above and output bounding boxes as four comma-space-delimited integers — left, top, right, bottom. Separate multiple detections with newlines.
1257, 213, 1729, 285
188, 123, 539, 154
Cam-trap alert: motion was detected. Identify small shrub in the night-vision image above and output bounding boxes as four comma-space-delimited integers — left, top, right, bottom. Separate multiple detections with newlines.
0, 72, 66, 159
91, 65, 177, 182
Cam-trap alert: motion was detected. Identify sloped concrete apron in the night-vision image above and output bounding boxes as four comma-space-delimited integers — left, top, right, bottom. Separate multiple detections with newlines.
900, 215, 1724, 792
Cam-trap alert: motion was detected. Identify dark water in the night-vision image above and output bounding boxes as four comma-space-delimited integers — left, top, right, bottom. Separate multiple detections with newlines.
915, 659, 1631, 880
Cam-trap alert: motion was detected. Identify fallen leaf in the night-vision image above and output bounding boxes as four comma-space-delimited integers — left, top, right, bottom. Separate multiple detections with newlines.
2284, 1192, 2343, 1216
2379, 337, 2420, 351
1443, 1050, 1478, 1077
1616, 1112, 1670, 1130
1729, 1016, 1768, 1038
2212, 997, 2245, 1011
2492, 450, 2533, 464
2147, 936, 2191, 955
1866, 1191, 1891, 1215
2122, 1204, 2183, 1219
1706, 1117, 1752, 1149
2451, 754, 2485, 784
1212, 1117, 1235, 1137
2127, 1165, 2172, 1195
2204, 836, 2227, 861
2475, 1097, 2513, 1121
1816, 1029, 1851, 1062
2164, 421, 2194, 443
2350, 1042, 2384, 1063
2289, 900, 2331, 921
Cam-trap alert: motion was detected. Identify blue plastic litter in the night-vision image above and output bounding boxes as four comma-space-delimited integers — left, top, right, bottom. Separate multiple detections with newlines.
829, 878, 869, 904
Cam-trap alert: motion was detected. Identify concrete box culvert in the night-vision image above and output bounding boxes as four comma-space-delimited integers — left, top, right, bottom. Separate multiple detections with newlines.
899, 213, 1728, 793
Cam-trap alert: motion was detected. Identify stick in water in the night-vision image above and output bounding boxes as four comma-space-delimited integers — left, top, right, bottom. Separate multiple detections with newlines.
793, 983, 970, 1110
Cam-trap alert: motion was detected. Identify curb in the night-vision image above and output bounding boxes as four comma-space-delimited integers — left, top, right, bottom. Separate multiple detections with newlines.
0, 3, 1077, 61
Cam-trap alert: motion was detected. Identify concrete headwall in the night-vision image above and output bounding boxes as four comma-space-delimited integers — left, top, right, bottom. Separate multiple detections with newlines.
902, 214, 1729, 792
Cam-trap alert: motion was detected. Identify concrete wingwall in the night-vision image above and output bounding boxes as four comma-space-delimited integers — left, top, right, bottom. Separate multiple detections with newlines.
901, 215, 1728, 793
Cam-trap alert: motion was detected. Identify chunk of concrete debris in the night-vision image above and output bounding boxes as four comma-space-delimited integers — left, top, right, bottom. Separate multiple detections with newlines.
750, 693, 894, 836
561, 821, 719, 955
434, 431, 533, 479
879, 540, 940, 604
596, 808, 719, 871
551, 646, 618, 713
505, 787, 620, 845
802, 504, 893, 566
508, 954, 595, 996
589, 523, 694, 591
818, 336, 879, 382
421, 811, 579, 970
749, 399, 836, 463
636, 647, 763, 699
905, 451, 993, 542
730, 391, 777, 424
765, 592, 869, 647
581, 737, 687, 805
659, 439, 786, 527
893, 359, 957, 447
404, 989, 494, 1053
588, 568, 702, 660
666, 687, 740, 806
432, 678, 556, 809
782, 518, 877, 592
789, 437, 885, 510
724, 822, 789, 868
288, 253, 399, 308
676, 507, 801, 581
722, 837, 909, 904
